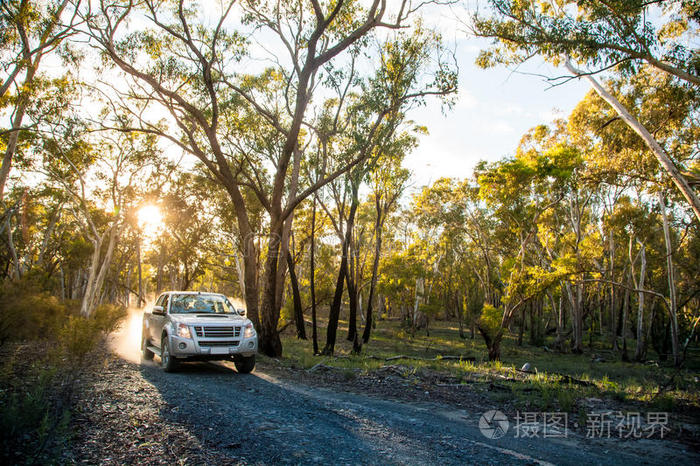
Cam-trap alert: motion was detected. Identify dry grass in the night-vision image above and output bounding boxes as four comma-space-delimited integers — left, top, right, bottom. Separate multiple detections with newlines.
276, 317, 700, 416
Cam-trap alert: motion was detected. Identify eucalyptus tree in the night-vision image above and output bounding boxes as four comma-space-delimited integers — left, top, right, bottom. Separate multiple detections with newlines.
474, 151, 550, 359
361, 150, 410, 343
38, 119, 162, 316
83, 0, 457, 356
471, 0, 700, 222
0, 0, 84, 202
568, 68, 697, 364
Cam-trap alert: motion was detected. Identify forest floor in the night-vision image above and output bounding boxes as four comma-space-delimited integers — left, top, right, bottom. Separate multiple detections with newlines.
279, 318, 700, 419
62, 317, 700, 464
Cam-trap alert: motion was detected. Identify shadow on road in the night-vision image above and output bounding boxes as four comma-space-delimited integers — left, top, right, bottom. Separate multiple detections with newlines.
139, 358, 412, 464
137, 357, 697, 465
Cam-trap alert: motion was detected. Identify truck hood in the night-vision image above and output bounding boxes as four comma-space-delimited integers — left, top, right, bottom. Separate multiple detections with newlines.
170, 314, 249, 326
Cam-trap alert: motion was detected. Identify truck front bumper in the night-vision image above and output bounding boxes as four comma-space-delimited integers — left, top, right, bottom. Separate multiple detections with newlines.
168, 334, 258, 359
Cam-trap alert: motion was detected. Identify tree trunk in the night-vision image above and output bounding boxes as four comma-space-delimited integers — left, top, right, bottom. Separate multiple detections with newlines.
310, 197, 319, 354
517, 306, 525, 346
479, 326, 503, 361
286, 252, 306, 339
362, 200, 383, 344
565, 281, 584, 353
258, 223, 284, 357
322, 249, 348, 356
609, 230, 618, 351
322, 197, 358, 355
632, 241, 647, 362
346, 245, 358, 343
458, 293, 466, 339
0, 68, 34, 202
81, 224, 120, 317
566, 61, 700, 223
137, 240, 144, 307
156, 248, 164, 295
4, 209, 21, 279
347, 268, 362, 354
659, 192, 681, 366
621, 274, 631, 362
242, 231, 260, 334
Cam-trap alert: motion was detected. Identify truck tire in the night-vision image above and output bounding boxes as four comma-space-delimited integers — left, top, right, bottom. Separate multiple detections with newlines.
234, 355, 255, 374
141, 332, 154, 360
161, 337, 179, 372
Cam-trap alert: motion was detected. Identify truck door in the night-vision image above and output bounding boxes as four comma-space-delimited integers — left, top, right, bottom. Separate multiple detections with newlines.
153, 294, 169, 347
145, 294, 162, 344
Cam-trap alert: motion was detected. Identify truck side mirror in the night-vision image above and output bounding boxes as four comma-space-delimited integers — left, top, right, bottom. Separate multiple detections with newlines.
237, 308, 246, 317
153, 305, 165, 315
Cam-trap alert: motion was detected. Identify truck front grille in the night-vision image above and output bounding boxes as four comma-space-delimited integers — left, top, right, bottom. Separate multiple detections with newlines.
198, 340, 240, 347
193, 326, 241, 338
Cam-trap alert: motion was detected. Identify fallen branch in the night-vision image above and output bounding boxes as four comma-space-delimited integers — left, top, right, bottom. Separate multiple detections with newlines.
384, 354, 475, 362
515, 367, 595, 387
307, 363, 335, 373
557, 374, 595, 387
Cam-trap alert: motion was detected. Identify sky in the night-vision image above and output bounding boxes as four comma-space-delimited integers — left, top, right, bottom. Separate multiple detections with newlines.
126, 1, 593, 194
403, 5, 591, 191
26, 1, 592, 198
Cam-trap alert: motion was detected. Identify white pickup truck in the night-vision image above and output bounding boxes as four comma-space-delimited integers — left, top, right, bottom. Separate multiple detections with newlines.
141, 291, 257, 373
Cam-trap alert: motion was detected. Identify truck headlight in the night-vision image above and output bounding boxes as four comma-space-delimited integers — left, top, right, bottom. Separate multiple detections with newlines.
244, 323, 255, 338
177, 323, 192, 339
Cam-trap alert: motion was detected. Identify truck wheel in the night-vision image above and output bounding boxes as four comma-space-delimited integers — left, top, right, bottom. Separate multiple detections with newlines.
161, 338, 179, 372
234, 355, 255, 374
141, 332, 154, 360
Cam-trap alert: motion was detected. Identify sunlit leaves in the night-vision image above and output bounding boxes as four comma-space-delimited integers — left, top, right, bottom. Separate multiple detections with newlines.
473, 0, 698, 80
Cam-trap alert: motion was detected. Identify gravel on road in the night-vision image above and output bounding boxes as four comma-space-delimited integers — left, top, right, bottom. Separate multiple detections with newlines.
70, 355, 700, 465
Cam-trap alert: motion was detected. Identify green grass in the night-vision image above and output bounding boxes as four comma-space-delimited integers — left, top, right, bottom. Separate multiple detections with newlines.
274, 317, 700, 414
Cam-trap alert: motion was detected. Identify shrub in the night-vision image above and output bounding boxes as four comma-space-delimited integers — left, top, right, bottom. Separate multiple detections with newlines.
0, 279, 126, 463
58, 304, 126, 364
0, 360, 71, 465
478, 304, 503, 339
557, 388, 577, 412
0, 279, 69, 344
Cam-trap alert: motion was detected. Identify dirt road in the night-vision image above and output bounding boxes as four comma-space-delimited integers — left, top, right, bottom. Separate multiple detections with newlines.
98, 358, 693, 465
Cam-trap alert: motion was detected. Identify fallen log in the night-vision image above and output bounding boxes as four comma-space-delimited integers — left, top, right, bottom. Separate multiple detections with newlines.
384, 354, 475, 362
514, 367, 594, 387
557, 374, 595, 387
307, 363, 335, 373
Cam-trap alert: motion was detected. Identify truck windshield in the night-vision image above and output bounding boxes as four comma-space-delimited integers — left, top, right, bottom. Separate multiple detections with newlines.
169, 294, 236, 314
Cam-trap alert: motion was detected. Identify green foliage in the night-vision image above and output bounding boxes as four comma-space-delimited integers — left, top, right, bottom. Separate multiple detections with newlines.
418, 302, 441, 318
0, 279, 68, 345
557, 388, 577, 412
472, 0, 699, 81
0, 359, 72, 465
0, 278, 125, 464
58, 304, 125, 363
655, 393, 676, 412
478, 304, 503, 339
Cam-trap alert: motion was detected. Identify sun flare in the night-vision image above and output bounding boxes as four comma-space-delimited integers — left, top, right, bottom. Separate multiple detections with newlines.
137, 204, 163, 241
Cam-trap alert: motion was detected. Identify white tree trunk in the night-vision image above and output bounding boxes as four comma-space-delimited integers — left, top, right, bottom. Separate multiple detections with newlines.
80, 224, 121, 317
659, 192, 681, 366
566, 61, 700, 223
634, 242, 647, 361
